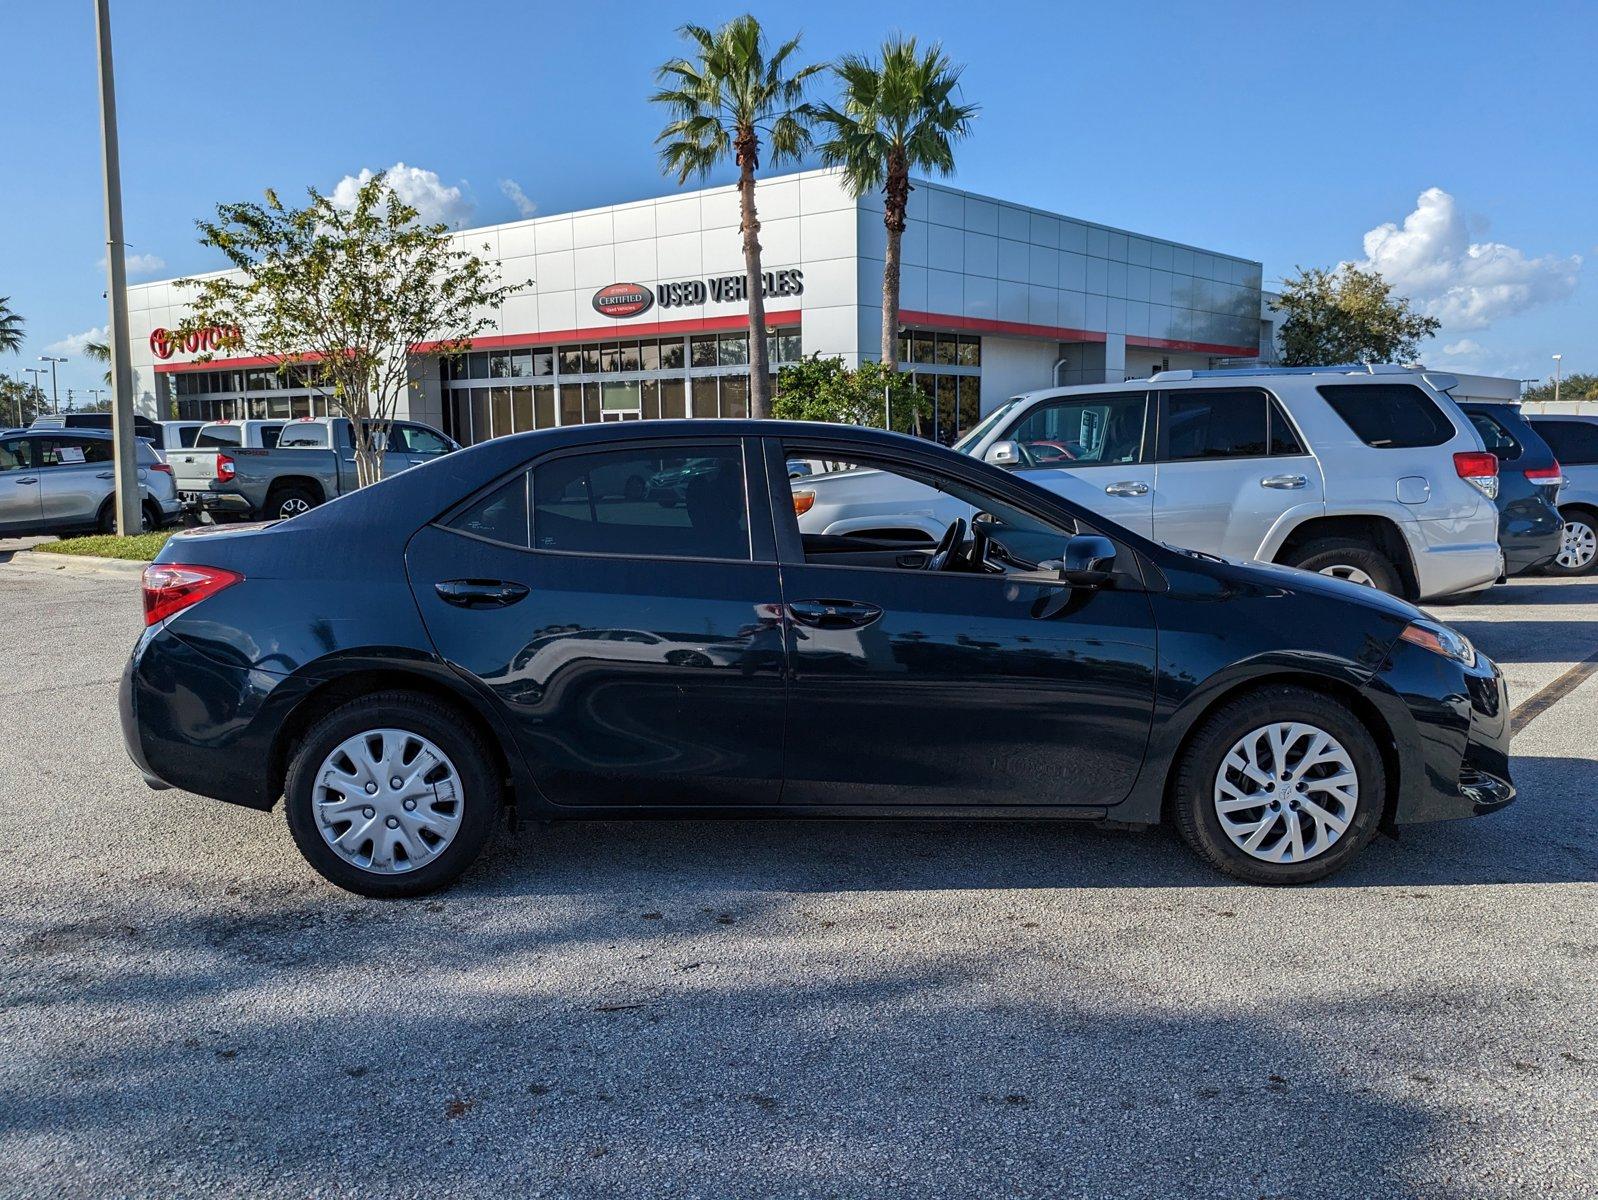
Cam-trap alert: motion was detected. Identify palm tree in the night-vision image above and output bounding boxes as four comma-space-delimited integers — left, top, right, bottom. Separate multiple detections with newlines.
85, 337, 112, 385
0, 297, 24, 355
813, 39, 977, 371
652, 15, 822, 419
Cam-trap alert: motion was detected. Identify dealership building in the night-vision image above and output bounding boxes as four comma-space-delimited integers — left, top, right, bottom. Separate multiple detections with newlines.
125, 167, 1272, 445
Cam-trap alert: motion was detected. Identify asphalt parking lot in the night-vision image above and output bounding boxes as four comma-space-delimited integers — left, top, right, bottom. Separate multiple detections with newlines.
0, 552, 1593, 1200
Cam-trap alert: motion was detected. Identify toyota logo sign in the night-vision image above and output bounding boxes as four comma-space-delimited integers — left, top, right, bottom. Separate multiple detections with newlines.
591, 283, 655, 319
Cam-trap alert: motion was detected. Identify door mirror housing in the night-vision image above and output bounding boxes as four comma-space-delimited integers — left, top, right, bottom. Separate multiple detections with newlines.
1061, 534, 1117, 586
983, 440, 1022, 467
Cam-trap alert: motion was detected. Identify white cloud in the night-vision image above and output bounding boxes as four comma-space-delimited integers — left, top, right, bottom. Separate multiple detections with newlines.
44, 325, 109, 356
499, 178, 537, 219
95, 250, 166, 277
330, 162, 474, 228
1443, 338, 1486, 358
1358, 188, 1580, 331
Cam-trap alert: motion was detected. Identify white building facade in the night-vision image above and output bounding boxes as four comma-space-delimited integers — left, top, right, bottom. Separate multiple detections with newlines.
126, 168, 1268, 446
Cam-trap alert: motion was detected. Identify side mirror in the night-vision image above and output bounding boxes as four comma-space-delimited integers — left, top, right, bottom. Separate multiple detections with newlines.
1061, 534, 1117, 587
983, 440, 1022, 467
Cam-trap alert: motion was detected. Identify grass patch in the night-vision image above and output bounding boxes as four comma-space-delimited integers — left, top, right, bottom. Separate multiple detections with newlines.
33, 532, 173, 561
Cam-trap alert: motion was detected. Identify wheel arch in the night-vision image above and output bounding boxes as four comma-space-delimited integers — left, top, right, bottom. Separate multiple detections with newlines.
264, 475, 328, 507
1269, 513, 1420, 599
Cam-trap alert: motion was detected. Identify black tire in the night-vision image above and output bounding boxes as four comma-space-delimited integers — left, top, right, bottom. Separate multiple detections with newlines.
284, 691, 501, 898
1543, 507, 1598, 577
96, 499, 160, 534
1172, 685, 1386, 885
1283, 537, 1402, 595
268, 485, 320, 522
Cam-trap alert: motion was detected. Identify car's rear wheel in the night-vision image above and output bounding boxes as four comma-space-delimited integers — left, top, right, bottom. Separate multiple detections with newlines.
1283, 538, 1402, 595
284, 692, 500, 897
1546, 507, 1598, 576
1172, 685, 1385, 884
268, 486, 319, 521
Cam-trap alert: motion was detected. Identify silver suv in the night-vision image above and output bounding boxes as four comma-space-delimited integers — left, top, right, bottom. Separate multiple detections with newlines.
797, 365, 1502, 600
0, 429, 179, 535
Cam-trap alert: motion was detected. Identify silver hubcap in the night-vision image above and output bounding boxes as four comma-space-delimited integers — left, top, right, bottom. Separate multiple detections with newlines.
1318, 564, 1375, 587
1214, 722, 1359, 864
280, 497, 310, 519
1557, 520, 1596, 570
313, 728, 464, 875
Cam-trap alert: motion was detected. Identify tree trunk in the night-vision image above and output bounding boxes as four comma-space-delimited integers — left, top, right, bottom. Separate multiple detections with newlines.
735, 128, 771, 420
882, 148, 911, 372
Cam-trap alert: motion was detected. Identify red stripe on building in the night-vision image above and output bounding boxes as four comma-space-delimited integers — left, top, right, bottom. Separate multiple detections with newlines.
153, 310, 803, 373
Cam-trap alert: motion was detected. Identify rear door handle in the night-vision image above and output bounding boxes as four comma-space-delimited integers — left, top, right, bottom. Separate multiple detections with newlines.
15, 477, 37, 485
1104, 481, 1149, 497
788, 598, 883, 630
1261, 474, 1308, 490
96, 471, 115, 480
435, 579, 530, 609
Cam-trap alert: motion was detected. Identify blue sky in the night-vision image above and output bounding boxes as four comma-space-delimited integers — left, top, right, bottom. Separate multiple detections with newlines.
3, 0, 1593, 402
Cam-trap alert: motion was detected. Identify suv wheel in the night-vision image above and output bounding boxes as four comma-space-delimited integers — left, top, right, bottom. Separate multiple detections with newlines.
1547, 508, 1598, 576
1284, 538, 1402, 595
284, 692, 500, 897
1173, 685, 1385, 885
96, 499, 161, 535
270, 486, 319, 521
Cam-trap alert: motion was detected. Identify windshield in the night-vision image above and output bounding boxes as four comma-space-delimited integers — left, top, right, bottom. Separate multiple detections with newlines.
952, 398, 1023, 454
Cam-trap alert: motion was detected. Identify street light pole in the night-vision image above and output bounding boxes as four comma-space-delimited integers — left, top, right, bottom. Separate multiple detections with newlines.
23, 367, 47, 423
1553, 353, 1563, 408
39, 355, 67, 414
94, 0, 142, 535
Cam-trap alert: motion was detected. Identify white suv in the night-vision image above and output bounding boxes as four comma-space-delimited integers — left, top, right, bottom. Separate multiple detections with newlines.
796, 365, 1502, 600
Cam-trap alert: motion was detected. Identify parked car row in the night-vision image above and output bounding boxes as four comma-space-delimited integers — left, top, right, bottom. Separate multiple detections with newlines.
0, 427, 180, 536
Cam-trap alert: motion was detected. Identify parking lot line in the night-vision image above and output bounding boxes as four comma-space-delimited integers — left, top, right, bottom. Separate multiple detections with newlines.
1510, 643, 1598, 734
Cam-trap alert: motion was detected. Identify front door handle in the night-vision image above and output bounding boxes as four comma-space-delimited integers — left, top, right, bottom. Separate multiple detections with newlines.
788, 598, 883, 630
1104, 480, 1149, 497
14, 477, 37, 485
97, 471, 116, 480
1261, 474, 1308, 490
435, 578, 530, 609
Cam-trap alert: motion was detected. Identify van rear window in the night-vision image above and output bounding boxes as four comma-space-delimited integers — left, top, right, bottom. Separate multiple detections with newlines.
1315, 383, 1455, 449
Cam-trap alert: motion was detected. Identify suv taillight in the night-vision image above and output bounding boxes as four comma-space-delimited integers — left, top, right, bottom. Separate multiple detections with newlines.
149, 462, 173, 476
1453, 451, 1499, 500
1524, 461, 1562, 486
215, 453, 235, 482
141, 564, 243, 626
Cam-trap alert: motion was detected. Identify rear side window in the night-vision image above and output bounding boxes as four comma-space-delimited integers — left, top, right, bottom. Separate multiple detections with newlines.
449, 473, 530, 547
38, 436, 111, 466
1317, 383, 1454, 448
1163, 389, 1276, 460
196, 426, 241, 447
1463, 409, 1523, 462
260, 425, 284, 449
278, 424, 329, 448
1533, 420, 1598, 466
177, 426, 201, 447
532, 446, 749, 560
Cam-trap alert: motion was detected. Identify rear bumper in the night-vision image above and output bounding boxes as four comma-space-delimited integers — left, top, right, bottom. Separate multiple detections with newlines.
179, 489, 254, 517
1410, 539, 1504, 600
1498, 500, 1563, 575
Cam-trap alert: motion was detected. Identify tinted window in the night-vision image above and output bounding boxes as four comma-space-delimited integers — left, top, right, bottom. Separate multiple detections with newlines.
1269, 399, 1305, 456
278, 424, 329, 448
1534, 420, 1598, 466
1463, 409, 1523, 462
0, 439, 33, 471
196, 426, 242, 447
1317, 383, 1454, 448
177, 426, 201, 447
449, 473, 530, 547
1164, 389, 1268, 460
1007, 394, 1146, 465
532, 446, 749, 560
260, 424, 284, 449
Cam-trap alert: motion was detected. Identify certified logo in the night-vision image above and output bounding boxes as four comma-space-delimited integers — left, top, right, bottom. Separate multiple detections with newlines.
591, 282, 655, 319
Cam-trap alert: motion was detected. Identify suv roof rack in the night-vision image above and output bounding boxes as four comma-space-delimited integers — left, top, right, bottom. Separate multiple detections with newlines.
1147, 363, 1425, 383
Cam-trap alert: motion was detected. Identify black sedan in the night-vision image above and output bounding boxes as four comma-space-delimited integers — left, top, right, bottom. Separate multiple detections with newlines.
121, 420, 1514, 896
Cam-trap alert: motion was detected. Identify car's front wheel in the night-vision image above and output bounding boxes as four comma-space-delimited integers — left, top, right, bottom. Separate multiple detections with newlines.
1172, 685, 1385, 884
283, 692, 501, 897
1546, 507, 1598, 576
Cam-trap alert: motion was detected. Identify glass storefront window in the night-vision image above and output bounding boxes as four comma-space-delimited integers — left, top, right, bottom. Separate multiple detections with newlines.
936, 376, 958, 445
641, 379, 660, 420
660, 378, 686, 419
958, 335, 981, 367
720, 374, 749, 419
691, 377, 719, 418
958, 375, 981, 434
559, 347, 582, 376
290, 395, 311, 419
532, 349, 553, 377
619, 342, 641, 373
470, 389, 491, 442
935, 335, 959, 366
559, 384, 581, 427
640, 340, 660, 371
602, 380, 640, 413
492, 387, 512, 438
468, 351, 489, 379
511, 386, 533, 433
912, 334, 936, 365
718, 334, 748, 366
581, 346, 600, 374
581, 381, 601, 423
600, 343, 620, 373
690, 336, 718, 368
660, 338, 685, 370
534, 384, 556, 428
510, 351, 532, 378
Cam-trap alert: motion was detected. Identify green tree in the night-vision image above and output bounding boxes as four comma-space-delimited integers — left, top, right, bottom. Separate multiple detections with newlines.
173, 173, 514, 486
0, 297, 24, 355
773, 354, 931, 434
0, 376, 47, 427
1522, 372, 1598, 406
85, 337, 112, 385
813, 38, 977, 371
1273, 265, 1441, 366
653, 14, 823, 419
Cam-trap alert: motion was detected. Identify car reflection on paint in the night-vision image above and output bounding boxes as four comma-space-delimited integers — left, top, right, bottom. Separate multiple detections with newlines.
646, 457, 729, 507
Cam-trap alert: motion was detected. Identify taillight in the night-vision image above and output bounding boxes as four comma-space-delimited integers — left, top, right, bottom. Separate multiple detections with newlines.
141, 563, 242, 626
150, 462, 173, 476
215, 453, 235, 482
1524, 461, 1562, 486
1453, 451, 1499, 500
793, 490, 815, 516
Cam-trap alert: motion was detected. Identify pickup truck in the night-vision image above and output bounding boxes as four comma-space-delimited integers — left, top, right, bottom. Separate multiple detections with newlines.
170, 416, 458, 521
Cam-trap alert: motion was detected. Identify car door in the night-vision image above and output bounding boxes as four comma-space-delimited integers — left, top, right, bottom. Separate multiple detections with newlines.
765, 438, 1158, 809
995, 391, 1156, 537
1152, 387, 1324, 560
390, 422, 454, 471
36, 435, 115, 529
404, 435, 787, 809
0, 437, 42, 532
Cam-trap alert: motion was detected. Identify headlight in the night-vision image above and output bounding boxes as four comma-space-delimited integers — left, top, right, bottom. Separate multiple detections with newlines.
1399, 619, 1476, 667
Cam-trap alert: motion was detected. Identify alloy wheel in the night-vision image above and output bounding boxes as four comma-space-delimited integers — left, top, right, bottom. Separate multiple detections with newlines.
1317, 564, 1375, 587
1557, 519, 1597, 571
1213, 722, 1359, 864
312, 728, 464, 874
279, 497, 311, 519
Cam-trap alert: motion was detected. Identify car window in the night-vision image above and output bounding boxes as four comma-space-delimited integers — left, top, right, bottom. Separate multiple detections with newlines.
278, 424, 329, 448
196, 426, 241, 447
449, 472, 530, 547
260, 424, 284, 449
0, 439, 33, 471
177, 425, 201, 447
1268, 398, 1306, 456
1464, 409, 1523, 462
37, 436, 111, 466
1006, 393, 1146, 466
1163, 389, 1272, 461
1317, 383, 1454, 448
1534, 420, 1598, 465
395, 424, 450, 455
532, 446, 749, 560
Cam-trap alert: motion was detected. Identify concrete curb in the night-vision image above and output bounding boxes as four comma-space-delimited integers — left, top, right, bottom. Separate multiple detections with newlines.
4, 550, 147, 578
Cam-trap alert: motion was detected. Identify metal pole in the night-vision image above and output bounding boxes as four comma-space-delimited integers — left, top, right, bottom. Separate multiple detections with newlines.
40, 356, 66, 413
94, 0, 141, 535
1553, 354, 1563, 408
